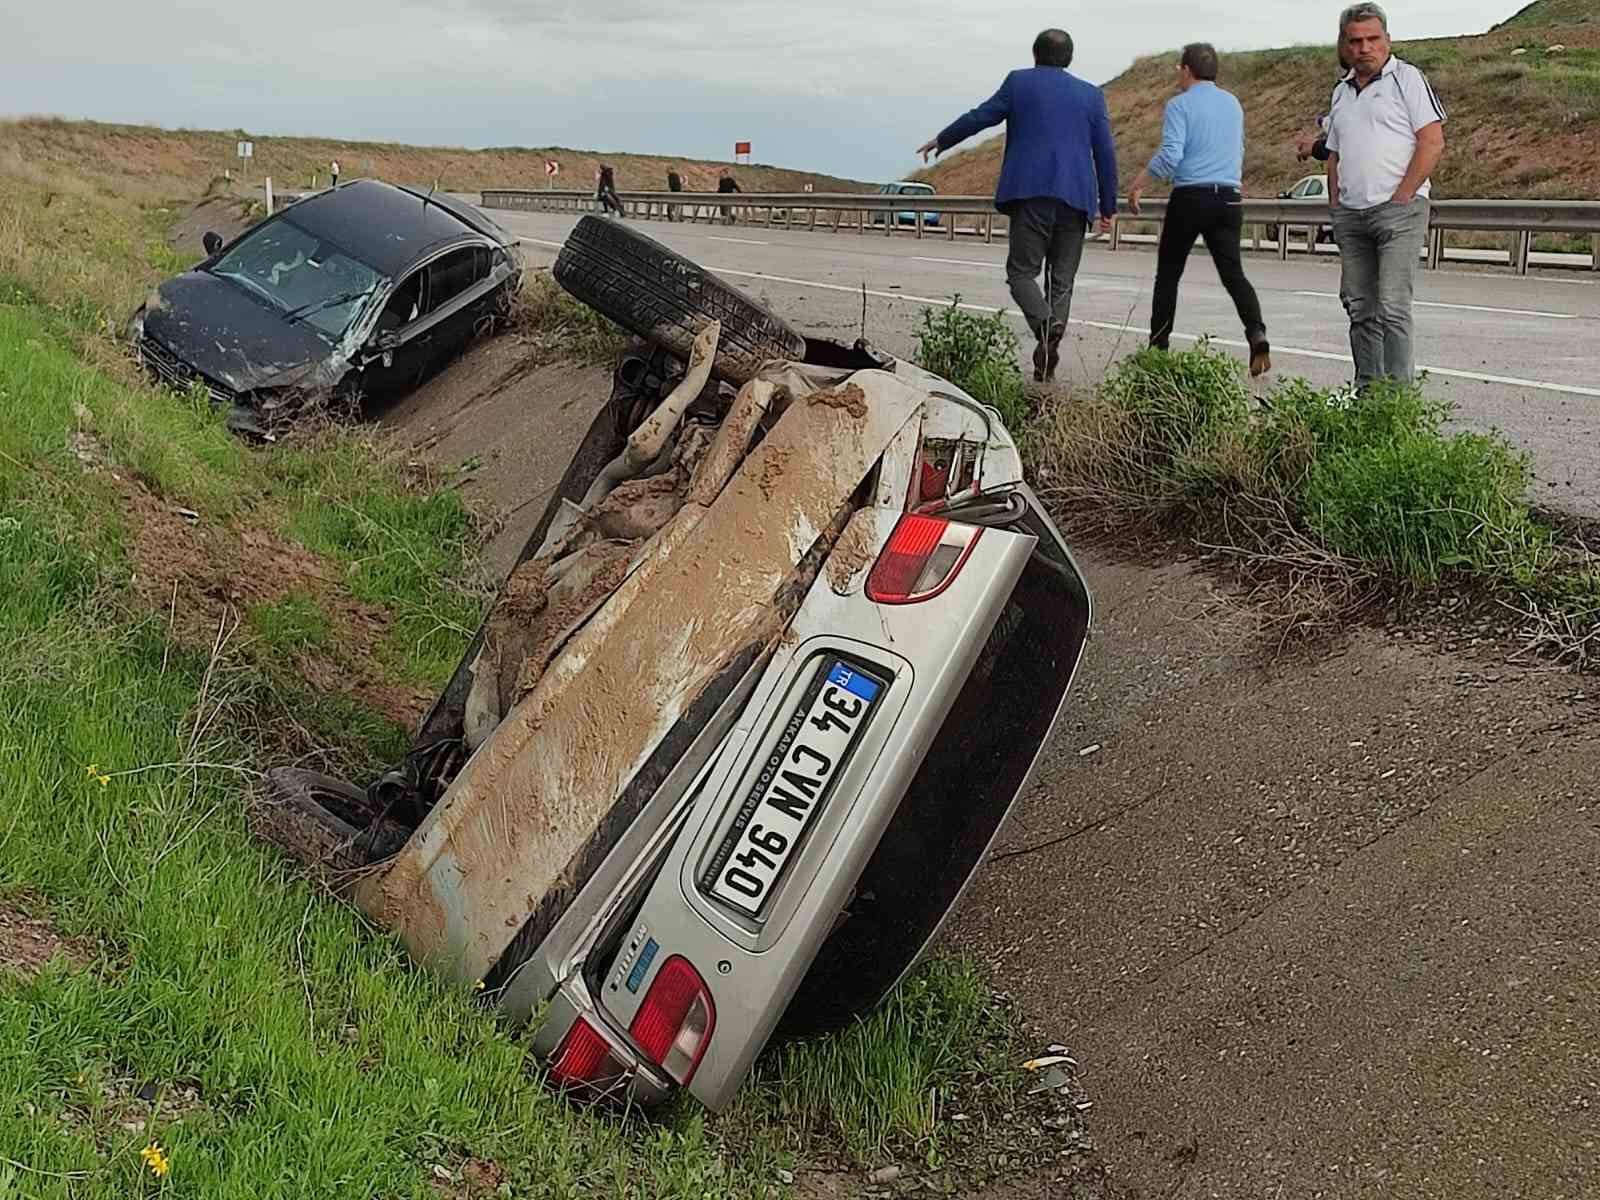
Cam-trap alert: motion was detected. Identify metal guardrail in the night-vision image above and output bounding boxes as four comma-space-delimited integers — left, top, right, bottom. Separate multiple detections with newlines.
481, 188, 1600, 274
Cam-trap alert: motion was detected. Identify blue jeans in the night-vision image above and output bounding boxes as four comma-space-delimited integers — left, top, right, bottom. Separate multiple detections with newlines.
1329, 198, 1431, 384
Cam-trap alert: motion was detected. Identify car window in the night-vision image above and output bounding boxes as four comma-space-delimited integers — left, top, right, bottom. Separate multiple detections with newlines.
377, 270, 425, 335
1307, 178, 1326, 196
208, 216, 381, 339
1290, 179, 1312, 198
425, 246, 488, 314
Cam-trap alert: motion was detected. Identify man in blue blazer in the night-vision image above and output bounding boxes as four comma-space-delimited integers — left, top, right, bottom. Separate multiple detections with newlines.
919, 28, 1118, 383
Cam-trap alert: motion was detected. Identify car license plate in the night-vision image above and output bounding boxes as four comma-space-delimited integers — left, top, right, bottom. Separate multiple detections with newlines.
703, 659, 885, 917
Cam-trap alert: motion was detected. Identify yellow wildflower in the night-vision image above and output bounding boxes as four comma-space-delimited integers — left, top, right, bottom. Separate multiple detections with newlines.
473, 979, 486, 991
84, 762, 99, 777
140, 1141, 171, 1178
98, 775, 111, 788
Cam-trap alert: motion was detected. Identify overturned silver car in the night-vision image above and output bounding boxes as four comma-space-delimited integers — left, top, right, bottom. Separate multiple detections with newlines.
258, 215, 1092, 1111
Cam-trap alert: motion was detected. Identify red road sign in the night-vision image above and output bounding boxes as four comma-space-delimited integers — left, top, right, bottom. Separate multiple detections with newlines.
544, 159, 560, 176
734, 141, 751, 156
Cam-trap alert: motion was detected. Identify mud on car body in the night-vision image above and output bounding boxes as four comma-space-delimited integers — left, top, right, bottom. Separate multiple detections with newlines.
256, 215, 1092, 1113
128, 180, 522, 435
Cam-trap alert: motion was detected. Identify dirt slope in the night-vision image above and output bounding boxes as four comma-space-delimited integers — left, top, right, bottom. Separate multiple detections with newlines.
0, 118, 870, 210
918, 10, 1600, 200
946, 553, 1600, 1198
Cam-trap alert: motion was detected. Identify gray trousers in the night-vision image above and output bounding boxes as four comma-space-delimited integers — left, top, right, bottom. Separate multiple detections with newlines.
1329, 198, 1431, 384
1004, 198, 1088, 337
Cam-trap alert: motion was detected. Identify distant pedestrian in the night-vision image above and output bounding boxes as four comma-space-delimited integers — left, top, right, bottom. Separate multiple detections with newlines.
717, 169, 741, 225
1326, 1, 1446, 384
1128, 43, 1271, 376
918, 28, 1117, 383
330, 159, 340, 188
666, 167, 684, 221
596, 164, 626, 218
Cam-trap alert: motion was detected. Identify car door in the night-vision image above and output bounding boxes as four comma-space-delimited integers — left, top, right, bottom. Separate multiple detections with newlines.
422, 245, 492, 357
355, 267, 432, 397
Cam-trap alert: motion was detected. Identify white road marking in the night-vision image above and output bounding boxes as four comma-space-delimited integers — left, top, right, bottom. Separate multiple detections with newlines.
912, 256, 994, 267
707, 235, 770, 246
1293, 290, 1577, 320
518, 237, 564, 249
711, 266, 1600, 399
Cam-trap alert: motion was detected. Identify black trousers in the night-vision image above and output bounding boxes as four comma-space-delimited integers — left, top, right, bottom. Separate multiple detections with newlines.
1003, 198, 1087, 338
1150, 184, 1266, 350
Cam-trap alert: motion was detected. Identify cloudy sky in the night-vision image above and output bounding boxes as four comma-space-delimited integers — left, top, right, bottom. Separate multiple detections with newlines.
3, 0, 1519, 180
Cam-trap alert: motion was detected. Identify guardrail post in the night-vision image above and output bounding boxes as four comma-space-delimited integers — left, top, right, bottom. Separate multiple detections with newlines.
1109, 216, 1120, 251
947, 213, 957, 242
1429, 227, 1443, 270
915, 211, 925, 240
1251, 223, 1260, 252
1305, 224, 1316, 256
884, 208, 892, 237
984, 213, 994, 244
1278, 226, 1289, 262
1514, 229, 1532, 276
809, 207, 817, 232
1592, 232, 1600, 271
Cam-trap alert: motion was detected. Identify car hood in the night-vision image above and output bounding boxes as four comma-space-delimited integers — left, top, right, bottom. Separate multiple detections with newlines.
140, 271, 349, 394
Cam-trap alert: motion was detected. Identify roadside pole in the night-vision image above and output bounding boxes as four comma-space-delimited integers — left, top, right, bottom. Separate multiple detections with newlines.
265, 177, 274, 216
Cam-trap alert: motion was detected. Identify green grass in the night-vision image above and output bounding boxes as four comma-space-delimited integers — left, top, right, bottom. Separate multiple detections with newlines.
249, 593, 331, 651
912, 299, 1029, 429
737, 961, 994, 1166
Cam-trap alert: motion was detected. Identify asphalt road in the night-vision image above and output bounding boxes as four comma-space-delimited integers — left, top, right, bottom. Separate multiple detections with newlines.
490, 207, 1600, 518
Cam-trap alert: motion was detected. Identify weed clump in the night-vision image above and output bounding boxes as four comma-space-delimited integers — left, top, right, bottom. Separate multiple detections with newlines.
913, 299, 1029, 429
1026, 343, 1593, 658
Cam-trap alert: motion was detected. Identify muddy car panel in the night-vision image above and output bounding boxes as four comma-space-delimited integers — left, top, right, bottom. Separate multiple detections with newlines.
130, 180, 522, 422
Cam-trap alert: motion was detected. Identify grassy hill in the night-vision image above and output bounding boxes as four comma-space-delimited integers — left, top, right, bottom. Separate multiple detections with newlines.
1496, 0, 1598, 29
918, 3, 1600, 200
0, 117, 869, 209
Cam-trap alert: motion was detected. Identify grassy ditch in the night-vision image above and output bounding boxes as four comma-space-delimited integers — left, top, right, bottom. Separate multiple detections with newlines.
906, 301, 1598, 659
0, 159, 1055, 1193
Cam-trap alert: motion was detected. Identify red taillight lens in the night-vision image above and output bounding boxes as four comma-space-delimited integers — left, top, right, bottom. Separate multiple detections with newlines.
865, 514, 981, 604
548, 1017, 618, 1086
628, 956, 715, 1085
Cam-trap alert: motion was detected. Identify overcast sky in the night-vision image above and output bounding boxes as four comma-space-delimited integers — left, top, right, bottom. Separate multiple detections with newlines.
2, 0, 1519, 181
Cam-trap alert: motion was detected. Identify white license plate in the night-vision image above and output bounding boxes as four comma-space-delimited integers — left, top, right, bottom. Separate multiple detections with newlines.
704, 659, 885, 916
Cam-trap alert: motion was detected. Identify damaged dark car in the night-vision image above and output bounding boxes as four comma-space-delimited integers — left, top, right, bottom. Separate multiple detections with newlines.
129, 179, 523, 434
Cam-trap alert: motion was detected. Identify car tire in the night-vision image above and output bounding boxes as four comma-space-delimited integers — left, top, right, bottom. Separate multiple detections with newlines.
554, 214, 806, 384
252, 767, 410, 871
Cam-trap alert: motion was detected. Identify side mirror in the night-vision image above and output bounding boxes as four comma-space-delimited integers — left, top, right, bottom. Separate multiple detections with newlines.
202, 232, 224, 256
1278, 191, 1291, 199
375, 329, 400, 352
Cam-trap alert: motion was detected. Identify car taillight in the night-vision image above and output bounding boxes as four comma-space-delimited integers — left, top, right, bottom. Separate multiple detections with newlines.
865, 514, 981, 604
548, 1017, 626, 1087
628, 956, 715, 1085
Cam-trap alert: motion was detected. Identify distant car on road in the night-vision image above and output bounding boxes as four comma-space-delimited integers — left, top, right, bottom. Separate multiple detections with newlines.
871, 181, 942, 228
1265, 173, 1332, 246
129, 180, 523, 436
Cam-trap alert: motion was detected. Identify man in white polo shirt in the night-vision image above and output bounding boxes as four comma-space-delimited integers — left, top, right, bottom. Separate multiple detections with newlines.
1325, 2, 1445, 385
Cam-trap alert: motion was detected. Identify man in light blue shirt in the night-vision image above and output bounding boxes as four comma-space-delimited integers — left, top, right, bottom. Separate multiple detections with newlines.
1128, 43, 1270, 375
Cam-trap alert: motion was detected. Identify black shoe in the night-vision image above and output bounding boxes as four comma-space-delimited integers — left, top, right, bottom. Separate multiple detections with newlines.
1249, 340, 1272, 377
1032, 339, 1048, 383
1045, 322, 1066, 382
